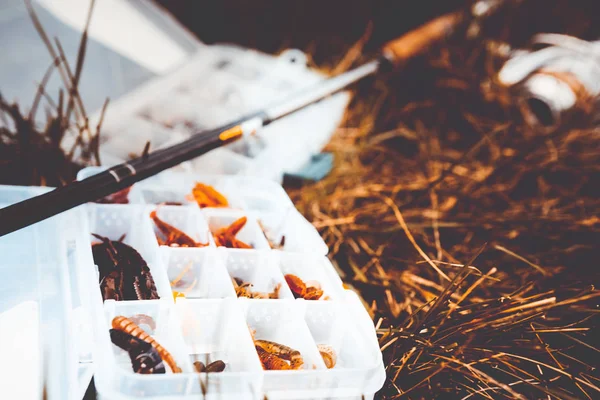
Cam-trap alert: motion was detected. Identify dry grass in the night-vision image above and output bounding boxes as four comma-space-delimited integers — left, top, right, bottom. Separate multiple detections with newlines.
286, 4, 600, 399
0, 0, 104, 187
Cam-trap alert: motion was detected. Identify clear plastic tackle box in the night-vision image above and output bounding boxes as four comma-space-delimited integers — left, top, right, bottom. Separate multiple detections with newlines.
0, 167, 385, 400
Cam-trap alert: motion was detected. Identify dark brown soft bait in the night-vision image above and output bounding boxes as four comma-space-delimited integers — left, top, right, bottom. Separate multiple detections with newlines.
92, 234, 159, 301
110, 329, 165, 374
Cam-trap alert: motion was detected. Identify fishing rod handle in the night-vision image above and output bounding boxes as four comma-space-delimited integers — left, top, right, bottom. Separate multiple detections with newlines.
382, 11, 465, 66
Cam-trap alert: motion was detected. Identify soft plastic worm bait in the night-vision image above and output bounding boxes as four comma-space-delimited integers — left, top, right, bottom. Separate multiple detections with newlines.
110, 329, 165, 374
255, 339, 304, 370
112, 316, 182, 373
150, 209, 207, 247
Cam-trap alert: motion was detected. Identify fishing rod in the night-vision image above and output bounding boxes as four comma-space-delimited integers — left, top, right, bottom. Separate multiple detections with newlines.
0, 11, 468, 237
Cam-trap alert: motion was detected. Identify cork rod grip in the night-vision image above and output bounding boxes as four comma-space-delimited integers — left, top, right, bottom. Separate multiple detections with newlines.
382, 11, 464, 66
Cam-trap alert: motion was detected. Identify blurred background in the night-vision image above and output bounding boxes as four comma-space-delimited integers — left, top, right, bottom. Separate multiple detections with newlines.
158, 0, 600, 56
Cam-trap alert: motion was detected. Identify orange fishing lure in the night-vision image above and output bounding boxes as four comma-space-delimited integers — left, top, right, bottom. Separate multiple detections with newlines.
188, 183, 229, 208
150, 210, 207, 247
212, 216, 252, 249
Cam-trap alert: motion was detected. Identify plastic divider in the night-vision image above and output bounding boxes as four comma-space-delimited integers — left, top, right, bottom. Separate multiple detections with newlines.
163, 248, 236, 299
304, 301, 377, 394
133, 185, 196, 206
175, 298, 264, 398
244, 300, 328, 392
220, 248, 294, 300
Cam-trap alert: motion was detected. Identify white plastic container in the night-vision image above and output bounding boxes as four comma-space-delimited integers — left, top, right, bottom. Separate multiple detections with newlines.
0, 168, 385, 399
80, 168, 384, 399
0, 186, 95, 400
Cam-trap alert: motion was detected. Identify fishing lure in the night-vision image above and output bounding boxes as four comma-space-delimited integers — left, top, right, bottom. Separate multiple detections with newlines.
110, 329, 165, 374
284, 274, 327, 300
206, 360, 226, 372
188, 183, 229, 208
193, 361, 206, 373
317, 344, 337, 369
212, 216, 252, 249
194, 360, 226, 373
150, 210, 207, 247
92, 234, 159, 301
112, 316, 182, 373
255, 346, 292, 370
254, 339, 304, 370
